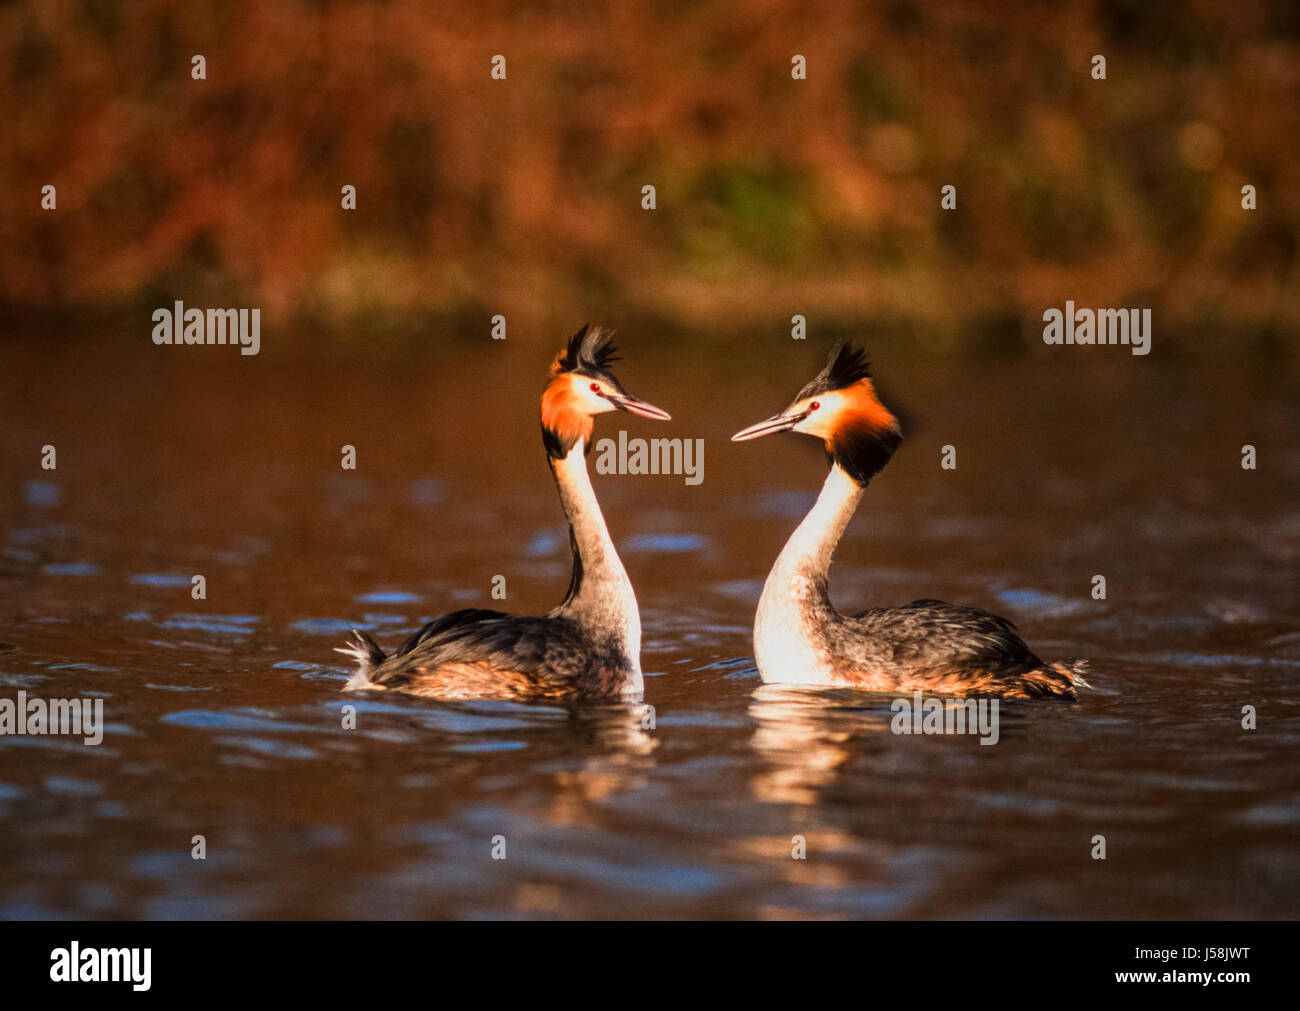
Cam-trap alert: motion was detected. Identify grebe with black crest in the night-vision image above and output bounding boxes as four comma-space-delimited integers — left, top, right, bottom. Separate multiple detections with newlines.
336, 325, 670, 701
732, 341, 1088, 699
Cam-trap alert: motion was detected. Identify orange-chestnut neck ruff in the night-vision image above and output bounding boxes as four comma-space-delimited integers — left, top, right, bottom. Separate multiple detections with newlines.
541, 376, 594, 459
826, 380, 901, 485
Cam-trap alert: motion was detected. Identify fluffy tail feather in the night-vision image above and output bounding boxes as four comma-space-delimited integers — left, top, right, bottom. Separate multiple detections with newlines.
1036, 658, 1091, 699
334, 629, 387, 691
1011, 658, 1091, 700
1064, 658, 1091, 690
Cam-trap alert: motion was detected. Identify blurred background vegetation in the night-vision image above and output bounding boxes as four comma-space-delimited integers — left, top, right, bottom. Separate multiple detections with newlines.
3, 0, 1298, 359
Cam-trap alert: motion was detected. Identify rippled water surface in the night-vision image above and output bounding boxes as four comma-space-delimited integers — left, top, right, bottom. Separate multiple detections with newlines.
1, 336, 1297, 918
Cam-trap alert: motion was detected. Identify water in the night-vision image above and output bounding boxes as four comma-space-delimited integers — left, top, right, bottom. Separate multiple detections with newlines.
1, 336, 1297, 918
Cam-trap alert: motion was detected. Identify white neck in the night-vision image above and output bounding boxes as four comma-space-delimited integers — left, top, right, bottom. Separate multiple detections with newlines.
753, 463, 863, 684
549, 441, 642, 680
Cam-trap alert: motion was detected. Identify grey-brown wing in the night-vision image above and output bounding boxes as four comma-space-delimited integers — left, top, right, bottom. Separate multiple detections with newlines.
844, 598, 1042, 676
394, 609, 513, 657
372, 610, 595, 689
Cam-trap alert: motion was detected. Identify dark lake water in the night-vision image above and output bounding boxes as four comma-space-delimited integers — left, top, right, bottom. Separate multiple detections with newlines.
1, 333, 1297, 918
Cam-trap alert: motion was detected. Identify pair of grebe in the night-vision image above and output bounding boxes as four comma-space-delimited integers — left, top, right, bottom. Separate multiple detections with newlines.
337, 326, 1088, 702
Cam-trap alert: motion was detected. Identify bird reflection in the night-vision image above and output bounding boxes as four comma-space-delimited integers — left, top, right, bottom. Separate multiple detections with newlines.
548, 700, 660, 805
748, 683, 896, 805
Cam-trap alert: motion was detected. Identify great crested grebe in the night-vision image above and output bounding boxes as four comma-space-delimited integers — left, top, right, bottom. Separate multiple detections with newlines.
732, 341, 1089, 699
336, 325, 670, 701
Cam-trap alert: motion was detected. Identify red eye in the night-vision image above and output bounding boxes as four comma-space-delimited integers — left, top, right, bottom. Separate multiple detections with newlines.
590, 382, 601, 393
809, 401, 820, 410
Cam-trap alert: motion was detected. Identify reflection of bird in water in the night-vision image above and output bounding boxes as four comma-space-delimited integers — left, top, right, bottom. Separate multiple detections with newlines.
563, 701, 660, 757
747, 684, 892, 805
733, 342, 1089, 699
337, 326, 671, 701
551, 702, 661, 804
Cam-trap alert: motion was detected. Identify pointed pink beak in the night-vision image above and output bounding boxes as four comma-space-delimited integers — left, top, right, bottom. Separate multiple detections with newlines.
608, 392, 671, 421
731, 411, 804, 441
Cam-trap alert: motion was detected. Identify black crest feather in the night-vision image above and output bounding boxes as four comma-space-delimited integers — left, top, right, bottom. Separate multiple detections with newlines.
825, 340, 872, 388
795, 339, 873, 401
556, 324, 621, 376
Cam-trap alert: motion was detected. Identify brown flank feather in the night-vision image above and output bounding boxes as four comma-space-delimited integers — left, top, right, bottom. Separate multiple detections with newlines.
382, 662, 599, 701
830, 659, 1087, 699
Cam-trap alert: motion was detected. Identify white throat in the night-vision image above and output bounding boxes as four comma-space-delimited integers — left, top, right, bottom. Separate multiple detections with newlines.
549, 441, 643, 684
753, 463, 863, 684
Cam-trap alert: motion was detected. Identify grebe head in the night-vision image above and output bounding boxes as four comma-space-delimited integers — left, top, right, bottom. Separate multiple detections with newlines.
542, 324, 671, 458
731, 340, 902, 485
